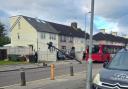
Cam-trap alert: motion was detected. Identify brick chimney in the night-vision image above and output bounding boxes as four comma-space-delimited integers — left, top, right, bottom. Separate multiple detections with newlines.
71, 22, 77, 29
100, 29, 106, 33
111, 32, 117, 36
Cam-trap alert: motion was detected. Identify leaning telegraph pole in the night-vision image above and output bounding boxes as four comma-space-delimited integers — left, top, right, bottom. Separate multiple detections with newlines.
86, 0, 95, 89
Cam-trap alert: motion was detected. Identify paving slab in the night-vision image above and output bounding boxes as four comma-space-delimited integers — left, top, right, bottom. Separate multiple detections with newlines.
1, 71, 86, 89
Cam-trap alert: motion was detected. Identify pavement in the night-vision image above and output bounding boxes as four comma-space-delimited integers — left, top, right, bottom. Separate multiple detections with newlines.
0, 60, 83, 72
1, 71, 87, 89
0, 60, 88, 89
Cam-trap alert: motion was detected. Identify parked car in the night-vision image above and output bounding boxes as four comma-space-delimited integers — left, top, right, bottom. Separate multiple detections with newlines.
92, 48, 128, 89
57, 51, 66, 60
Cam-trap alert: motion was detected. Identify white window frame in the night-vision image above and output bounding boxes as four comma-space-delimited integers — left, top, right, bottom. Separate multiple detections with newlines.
41, 33, 45, 39
50, 34, 56, 40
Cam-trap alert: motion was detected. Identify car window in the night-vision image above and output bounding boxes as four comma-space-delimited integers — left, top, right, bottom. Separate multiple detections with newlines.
108, 51, 128, 70
92, 46, 99, 53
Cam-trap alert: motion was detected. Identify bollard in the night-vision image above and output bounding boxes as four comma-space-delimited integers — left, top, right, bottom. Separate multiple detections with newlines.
43, 62, 47, 67
43, 62, 45, 66
70, 63, 74, 76
50, 64, 55, 80
20, 68, 26, 86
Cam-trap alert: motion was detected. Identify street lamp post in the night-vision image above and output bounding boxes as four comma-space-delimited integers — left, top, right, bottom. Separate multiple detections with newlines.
86, 0, 95, 89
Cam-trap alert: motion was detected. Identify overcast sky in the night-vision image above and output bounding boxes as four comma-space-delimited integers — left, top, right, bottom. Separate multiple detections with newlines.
0, 0, 128, 35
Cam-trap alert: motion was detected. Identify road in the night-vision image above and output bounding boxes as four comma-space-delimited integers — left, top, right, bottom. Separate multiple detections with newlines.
0, 62, 103, 87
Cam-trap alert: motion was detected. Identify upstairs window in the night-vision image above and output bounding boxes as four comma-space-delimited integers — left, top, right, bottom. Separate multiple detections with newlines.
69, 37, 73, 43
41, 33, 45, 39
49, 34, 56, 40
18, 21, 21, 29
53, 34, 56, 40
60, 35, 66, 42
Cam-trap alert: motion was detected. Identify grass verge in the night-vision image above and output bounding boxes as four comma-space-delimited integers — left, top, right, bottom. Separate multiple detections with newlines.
0, 60, 28, 65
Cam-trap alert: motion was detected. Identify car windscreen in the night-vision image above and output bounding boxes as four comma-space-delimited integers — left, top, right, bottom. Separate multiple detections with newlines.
108, 51, 128, 70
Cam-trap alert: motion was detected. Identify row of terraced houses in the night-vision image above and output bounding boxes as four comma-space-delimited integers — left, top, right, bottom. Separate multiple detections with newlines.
3, 15, 128, 62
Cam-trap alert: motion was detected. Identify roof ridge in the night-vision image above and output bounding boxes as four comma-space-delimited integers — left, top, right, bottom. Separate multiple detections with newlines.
19, 15, 72, 28
15, 15, 86, 38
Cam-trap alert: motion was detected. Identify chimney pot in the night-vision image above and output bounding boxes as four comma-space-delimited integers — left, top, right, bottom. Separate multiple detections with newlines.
111, 32, 117, 36
100, 29, 106, 33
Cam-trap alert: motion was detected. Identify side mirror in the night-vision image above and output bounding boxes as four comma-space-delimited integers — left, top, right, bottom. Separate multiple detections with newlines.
103, 60, 109, 68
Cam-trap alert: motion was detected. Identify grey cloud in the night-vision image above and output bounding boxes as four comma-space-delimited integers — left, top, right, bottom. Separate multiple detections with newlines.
0, 0, 128, 34
0, 0, 87, 30
0, 0, 84, 20
94, 0, 128, 19
118, 15, 128, 33
92, 0, 128, 33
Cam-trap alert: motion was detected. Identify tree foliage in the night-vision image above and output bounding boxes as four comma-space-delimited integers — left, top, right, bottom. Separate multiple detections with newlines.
0, 22, 10, 46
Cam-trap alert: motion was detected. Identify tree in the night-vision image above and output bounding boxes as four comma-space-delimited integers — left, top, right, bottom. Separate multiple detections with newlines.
0, 22, 10, 46
0, 22, 5, 37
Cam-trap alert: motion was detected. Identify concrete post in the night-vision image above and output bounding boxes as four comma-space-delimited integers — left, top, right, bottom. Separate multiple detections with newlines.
70, 63, 74, 76
20, 68, 26, 86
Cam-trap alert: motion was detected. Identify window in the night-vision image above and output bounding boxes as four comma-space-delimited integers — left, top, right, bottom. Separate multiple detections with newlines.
53, 34, 56, 40
18, 21, 20, 29
92, 45, 99, 53
103, 47, 108, 53
60, 36, 66, 42
29, 45, 33, 51
108, 51, 128, 70
75, 39, 77, 43
41, 33, 45, 39
17, 33, 20, 39
81, 39, 84, 43
49, 47, 55, 52
61, 46, 66, 50
50, 34, 56, 40
69, 37, 73, 43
